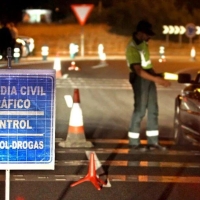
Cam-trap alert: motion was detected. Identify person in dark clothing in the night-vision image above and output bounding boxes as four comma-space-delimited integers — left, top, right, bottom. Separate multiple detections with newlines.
7, 22, 18, 52
0, 22, 13, 60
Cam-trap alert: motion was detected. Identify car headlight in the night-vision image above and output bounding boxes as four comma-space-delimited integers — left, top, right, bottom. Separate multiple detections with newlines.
16, 38, 26, 46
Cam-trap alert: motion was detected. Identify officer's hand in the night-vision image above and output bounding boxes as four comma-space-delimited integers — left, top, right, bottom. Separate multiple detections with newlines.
155, 77, 171, 87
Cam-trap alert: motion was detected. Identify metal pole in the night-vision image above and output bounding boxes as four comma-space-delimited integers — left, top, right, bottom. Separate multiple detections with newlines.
5, 169, 10, 200
5, 47, 12, 200
189, 37, 193, 45
179, 34, 182, 47
80, 26, 84, 57
7, 47, 12, 69
166, 34, 169, 47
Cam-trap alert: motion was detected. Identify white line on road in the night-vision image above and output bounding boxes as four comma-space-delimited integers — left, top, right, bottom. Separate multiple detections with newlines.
0, 111, 44, 115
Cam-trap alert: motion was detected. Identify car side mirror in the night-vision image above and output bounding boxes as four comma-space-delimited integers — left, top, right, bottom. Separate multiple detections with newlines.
178, 73, 191, 83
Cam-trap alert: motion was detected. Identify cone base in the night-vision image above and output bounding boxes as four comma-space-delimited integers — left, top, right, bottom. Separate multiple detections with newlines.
70, 153, 106, 190
58, 140, 93, 148
70, 174, 106, 190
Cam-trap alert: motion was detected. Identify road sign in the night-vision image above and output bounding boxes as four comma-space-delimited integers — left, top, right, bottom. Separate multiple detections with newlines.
71, 4, 94, 26
179, 26, 186, 34
0, 69, 55, 170
162, 25, 169, 34
185, 23, 196, 38
162, 25, 186, 35
196, 26, 200, 35
174, 26, 180, 34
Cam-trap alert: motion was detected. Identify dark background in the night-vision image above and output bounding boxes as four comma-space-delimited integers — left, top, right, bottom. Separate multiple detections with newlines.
1, 0, 200, 41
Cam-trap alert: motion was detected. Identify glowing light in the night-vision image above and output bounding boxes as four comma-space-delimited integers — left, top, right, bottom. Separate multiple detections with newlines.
179, 26, 186, 34
23, 9, 52, 23
162, 25, 169, 34
174, 26, 180, 34
98, 44, 107, 62
41, 46, 49, 56
191, 47, 196, 57
196, 26, 200, 35
163, 72, 178, 80
13, 48, 20, 58
169, 25, 174, 34
69, 43, 79, 58
16, 38, 26, 46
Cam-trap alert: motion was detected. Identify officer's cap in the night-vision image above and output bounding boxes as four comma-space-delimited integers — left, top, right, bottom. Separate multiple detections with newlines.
136, 20, 155, 36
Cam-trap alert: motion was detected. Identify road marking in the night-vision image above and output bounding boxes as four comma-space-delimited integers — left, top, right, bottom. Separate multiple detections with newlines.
3, 174, 200, 183
56, 148, 200, 156
56, 138, 174, 147
92, 62, 108, 69
87, 138, 175, 145
55, 160, 200, 168
0, 111, 44, 115
64, 95, 73, 108
56, 78, 183, 90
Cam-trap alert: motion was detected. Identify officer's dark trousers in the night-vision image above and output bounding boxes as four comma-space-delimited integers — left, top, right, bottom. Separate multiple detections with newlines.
129, 73, 159, 145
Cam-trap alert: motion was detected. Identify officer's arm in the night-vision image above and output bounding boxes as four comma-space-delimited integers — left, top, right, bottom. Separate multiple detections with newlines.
132, 64, 171, 87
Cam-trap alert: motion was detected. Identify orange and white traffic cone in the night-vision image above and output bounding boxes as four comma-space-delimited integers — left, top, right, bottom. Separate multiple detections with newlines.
58, 89, 93, 148
68, 61, 80, 71
53, 54, 62, 78
71, 152, 106, 190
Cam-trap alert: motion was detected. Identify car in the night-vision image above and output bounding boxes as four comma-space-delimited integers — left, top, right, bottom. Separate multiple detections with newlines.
15, 35, 35, 57
0, 36, 34, 60
174, 71, 200, 145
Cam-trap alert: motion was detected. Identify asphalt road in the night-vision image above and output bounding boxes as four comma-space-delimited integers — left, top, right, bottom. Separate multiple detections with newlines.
0, 56, 200, 200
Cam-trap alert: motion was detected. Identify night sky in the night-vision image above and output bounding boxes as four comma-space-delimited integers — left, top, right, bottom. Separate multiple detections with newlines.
1, 0, 200, 23
0, 0, 102, 22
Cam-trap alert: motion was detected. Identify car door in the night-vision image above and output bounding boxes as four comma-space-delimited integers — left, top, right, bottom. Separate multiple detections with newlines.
180, 78, 200, 139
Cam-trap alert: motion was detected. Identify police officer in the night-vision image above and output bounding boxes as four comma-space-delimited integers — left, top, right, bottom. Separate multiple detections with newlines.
126, 20, 171, 151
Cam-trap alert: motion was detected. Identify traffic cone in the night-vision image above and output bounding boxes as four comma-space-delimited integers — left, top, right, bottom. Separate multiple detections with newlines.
68, 61, 80, 71
58, 89, 93, 148
53, 54, 62, 78
71, 152, 106, 190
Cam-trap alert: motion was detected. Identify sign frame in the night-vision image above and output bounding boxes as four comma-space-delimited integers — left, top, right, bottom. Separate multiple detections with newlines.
0, 69, 55, 170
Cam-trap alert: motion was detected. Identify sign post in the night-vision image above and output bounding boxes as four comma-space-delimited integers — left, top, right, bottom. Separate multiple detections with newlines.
5, 169, 10, 200
71, 4, 94, 57
162, 25, 169, 46
162, 25, 186, 46
179, 26, 186, 46
0, 68, 55, 199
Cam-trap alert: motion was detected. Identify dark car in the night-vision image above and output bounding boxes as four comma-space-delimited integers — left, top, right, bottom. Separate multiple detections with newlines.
174, 71, 200, 145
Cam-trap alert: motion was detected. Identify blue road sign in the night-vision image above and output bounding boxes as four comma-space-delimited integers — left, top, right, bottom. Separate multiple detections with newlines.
0, 69, 55, 170
185, 23, 196, 38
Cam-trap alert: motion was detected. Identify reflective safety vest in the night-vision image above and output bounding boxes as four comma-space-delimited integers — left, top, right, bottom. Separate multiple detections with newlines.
126, 40, 153, 71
